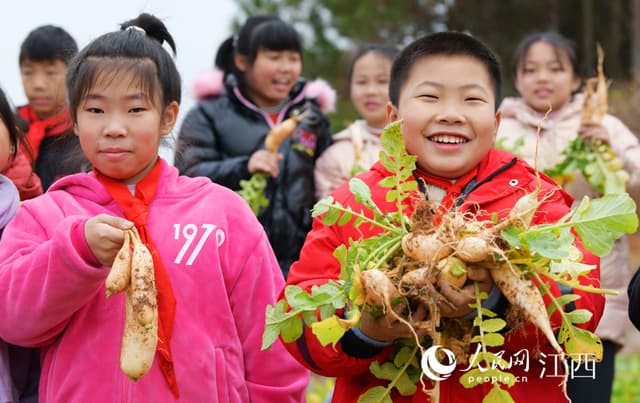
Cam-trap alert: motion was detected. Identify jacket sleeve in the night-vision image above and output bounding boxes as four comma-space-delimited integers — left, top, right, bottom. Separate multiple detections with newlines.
314, 143, 351, 200
283, 218, 392, 378
605, 115, 640, 205
627, 268, 640, 331
230, 228, 309, 402
0, 209, 106, 347
175, 102, 251, 189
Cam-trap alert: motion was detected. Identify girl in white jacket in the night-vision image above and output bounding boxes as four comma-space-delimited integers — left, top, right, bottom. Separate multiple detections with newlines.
497, 31, 640, 403
314, 44, 398, 198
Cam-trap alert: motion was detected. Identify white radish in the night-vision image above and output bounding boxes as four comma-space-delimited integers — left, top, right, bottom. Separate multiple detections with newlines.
402, 232, 452, 263
120, 287, 158, 381
456, 236, 492, 263
106, 230, 132, 297
491, 263, 563, 356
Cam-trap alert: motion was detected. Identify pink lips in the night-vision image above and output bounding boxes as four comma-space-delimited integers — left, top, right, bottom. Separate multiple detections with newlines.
364, 102, 380, 111
100, 148, 130, 161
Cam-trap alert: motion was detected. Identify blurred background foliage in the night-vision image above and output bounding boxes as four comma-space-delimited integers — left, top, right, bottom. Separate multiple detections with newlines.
233, 0, 640, 134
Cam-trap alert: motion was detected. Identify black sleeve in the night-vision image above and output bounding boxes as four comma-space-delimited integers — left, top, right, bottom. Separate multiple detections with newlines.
175, 102, 250, 189
628, 268, 640, 331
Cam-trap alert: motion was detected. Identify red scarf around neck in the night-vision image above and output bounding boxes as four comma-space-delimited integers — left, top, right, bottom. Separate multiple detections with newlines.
415, 166, 479, 219
95, 159, 179, 398
18, 105, 73, 162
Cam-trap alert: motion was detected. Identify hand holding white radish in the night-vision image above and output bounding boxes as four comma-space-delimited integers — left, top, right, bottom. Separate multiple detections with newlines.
438, 266, 493, 318
248, 149, 283, 177
84, 214, 134, 266
359, 303, 430, 343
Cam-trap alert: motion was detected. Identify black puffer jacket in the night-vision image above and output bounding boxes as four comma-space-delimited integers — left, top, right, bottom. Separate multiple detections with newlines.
175, 75, 332, 276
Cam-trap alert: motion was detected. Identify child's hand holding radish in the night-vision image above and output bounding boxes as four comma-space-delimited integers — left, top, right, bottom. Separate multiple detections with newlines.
84, 214, 134, 266
437, 266, 493, 318
248, 149, 283, 178
359, 303, 430, 343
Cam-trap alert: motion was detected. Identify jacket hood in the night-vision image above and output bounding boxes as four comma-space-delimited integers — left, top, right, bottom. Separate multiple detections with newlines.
47, 159, 212, 206
191, 68, 336, 113
499, 94, 584, 131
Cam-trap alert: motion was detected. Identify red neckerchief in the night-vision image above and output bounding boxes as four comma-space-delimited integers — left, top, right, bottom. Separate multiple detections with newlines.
414, 166, 479, 222
95, 159, 179, 398
17, 105, 73, 162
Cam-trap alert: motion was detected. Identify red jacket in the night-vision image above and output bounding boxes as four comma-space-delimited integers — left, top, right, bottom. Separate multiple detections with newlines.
285, 148, 603, 402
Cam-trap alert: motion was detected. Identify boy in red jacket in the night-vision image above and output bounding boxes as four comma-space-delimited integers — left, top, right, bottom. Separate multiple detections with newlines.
15, 25, 85, 191
283, 31, 604, 402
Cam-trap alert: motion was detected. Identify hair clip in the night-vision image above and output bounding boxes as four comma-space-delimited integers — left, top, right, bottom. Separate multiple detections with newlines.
126, 25, 146, 35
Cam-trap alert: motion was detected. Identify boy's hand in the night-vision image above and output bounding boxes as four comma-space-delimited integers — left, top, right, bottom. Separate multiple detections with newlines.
84, 214, 133, 267
438, 266, 493, 318
359, 303, 429, 343
579, 121, 610, 145
248, 150, 283, 177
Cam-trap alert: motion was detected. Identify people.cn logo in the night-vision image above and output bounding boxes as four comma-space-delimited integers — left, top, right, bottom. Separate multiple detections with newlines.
420, 345, 457, 381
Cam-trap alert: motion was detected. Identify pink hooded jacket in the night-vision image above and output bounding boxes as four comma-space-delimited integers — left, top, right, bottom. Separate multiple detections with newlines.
0, 160, 308, 402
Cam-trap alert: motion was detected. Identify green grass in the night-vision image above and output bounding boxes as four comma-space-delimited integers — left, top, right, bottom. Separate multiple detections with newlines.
612, 354, 640, 403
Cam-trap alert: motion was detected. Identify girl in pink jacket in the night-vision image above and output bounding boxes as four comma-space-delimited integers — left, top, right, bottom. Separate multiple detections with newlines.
0, 13, 308, 403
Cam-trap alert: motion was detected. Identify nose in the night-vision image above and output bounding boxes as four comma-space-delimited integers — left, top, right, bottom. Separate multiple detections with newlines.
103, 115, 126, 137
436, 101, 465, 124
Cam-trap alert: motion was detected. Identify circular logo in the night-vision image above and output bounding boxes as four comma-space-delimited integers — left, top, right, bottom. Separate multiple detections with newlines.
420, 345, 457, 381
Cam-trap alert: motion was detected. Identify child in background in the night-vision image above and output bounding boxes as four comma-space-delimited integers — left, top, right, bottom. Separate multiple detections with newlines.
315, 44, 398, 199
0, 13, 308, 402
16, 24, 85, 191
175, 15, 332, 277
282, 31, 604, 402
0, 87, 23, 403
496, 31, 640, 403
1, 86, 42, 201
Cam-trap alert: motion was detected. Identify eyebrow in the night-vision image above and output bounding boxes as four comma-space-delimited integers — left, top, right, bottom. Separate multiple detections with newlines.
416, 81, 490, 93
84, 92, 149, 101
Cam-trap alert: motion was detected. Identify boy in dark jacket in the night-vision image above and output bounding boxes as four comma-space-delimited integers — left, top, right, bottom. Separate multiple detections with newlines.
283, 31, 604, 402
16, 24, 85, 190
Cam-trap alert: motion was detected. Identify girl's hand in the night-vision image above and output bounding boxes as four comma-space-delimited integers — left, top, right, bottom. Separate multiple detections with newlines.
359, 303, 429, 343
248, 150, 283, 177
438, 266, 493, 318
84, 214, 134, 267
579, 121, 610, 145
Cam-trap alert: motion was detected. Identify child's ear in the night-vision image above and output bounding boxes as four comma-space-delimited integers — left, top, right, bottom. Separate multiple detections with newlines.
571, 76, 582, 93
386, 102, 399, 124
160, 101, 180, 136
493, 111, 501, 141
234, 54, 248, 72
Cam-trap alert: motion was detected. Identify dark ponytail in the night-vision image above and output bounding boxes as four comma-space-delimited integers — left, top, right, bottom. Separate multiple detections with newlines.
66, 13, 182, 122
214, 15, 302, 83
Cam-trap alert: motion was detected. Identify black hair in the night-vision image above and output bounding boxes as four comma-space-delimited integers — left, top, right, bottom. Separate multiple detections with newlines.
346, 43, 399, 97
19, 25, 78, 65
511, 31, 580, 80
389, 31, 502, 110
215, 15, 302, 83
0, 87, 22, 161
66, 13, 181, 123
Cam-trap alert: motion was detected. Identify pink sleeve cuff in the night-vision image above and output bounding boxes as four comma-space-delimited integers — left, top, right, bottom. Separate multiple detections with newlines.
70, 219, 102, 268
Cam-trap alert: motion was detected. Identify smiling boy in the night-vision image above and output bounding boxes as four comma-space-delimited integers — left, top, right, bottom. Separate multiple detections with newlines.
16, 25, 85, 190
282, 32, 604, 402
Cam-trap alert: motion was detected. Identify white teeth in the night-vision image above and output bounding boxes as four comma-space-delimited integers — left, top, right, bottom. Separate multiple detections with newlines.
429, 135, 467, 144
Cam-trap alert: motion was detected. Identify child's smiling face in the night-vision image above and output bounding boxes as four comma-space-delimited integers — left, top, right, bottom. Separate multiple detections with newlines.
387, 54, 500, 179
